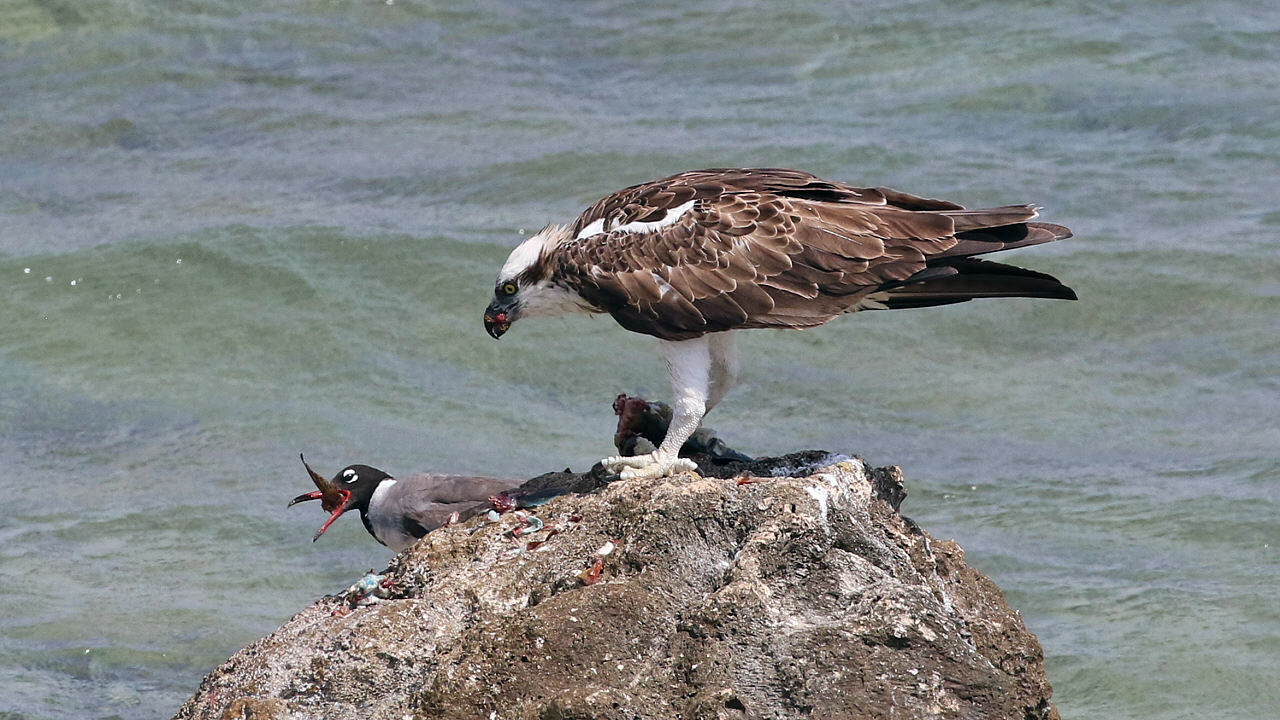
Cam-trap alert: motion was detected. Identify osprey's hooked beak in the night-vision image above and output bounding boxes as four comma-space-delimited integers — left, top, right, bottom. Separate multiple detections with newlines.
484, 297, 515, 339
288, 453, 352, 542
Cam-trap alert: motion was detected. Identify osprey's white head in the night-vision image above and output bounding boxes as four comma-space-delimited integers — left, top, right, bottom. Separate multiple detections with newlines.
483, 225, 590, 338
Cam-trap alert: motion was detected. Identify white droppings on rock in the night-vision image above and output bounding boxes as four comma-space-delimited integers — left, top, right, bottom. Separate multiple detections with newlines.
804, 484, 831, 533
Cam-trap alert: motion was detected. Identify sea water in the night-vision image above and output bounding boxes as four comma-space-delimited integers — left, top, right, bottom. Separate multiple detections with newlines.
1, 2, 1277, 717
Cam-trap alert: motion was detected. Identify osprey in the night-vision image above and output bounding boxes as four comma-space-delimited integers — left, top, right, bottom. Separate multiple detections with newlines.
484, 168, 1075, 480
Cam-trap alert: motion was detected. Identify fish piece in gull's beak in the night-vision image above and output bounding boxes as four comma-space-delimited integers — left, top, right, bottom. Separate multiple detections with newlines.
288, 453, 352, 542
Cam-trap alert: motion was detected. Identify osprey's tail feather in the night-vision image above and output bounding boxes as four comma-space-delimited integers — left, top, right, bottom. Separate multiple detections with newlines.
936, 217, 1073, 259
881, 258, 1076, 310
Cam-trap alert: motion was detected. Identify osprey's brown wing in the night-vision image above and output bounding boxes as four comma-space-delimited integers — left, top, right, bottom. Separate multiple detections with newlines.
555, 168, 1073, 341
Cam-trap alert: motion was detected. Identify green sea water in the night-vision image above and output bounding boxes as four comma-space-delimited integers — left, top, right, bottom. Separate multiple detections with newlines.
1, 1, 1277, 717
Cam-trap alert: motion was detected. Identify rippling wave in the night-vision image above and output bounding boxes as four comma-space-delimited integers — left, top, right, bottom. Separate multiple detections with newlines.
2, 1, 1277, 717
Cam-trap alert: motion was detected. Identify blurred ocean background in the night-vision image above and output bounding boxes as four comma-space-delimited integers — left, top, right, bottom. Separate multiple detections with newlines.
1, 1, 1277, 717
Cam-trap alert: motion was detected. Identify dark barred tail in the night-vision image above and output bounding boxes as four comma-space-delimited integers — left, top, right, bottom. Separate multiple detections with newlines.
882, 258, 1076, 310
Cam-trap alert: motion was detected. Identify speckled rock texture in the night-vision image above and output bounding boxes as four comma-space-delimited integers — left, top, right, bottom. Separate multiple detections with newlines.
175, 453, 1056, 720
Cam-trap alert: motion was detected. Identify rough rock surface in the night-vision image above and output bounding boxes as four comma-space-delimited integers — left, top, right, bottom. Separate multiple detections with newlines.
175, 453, 1056, 720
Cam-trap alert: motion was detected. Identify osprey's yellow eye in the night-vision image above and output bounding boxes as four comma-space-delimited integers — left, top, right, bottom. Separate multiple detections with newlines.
501, 283, 517, 296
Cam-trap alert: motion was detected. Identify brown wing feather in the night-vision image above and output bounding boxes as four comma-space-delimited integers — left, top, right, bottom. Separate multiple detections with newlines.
555, 168, 1073, 341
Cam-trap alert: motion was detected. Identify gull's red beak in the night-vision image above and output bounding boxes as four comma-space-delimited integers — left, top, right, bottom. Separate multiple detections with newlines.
289, 454, 352, 542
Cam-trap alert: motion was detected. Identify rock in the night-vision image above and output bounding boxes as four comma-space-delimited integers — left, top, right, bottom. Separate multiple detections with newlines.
175, 453, 1056, 720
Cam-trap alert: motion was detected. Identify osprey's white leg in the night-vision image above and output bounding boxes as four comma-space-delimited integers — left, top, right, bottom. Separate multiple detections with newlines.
706, 331, 739, 412
601, 336, 707, 480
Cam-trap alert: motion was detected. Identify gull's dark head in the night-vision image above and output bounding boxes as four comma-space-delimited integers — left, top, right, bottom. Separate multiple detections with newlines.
288, 455, 392, 542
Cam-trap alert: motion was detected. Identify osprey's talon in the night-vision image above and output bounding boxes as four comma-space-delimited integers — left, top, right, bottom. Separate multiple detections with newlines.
601, 452, 656, 470
606, 453, 698, 481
